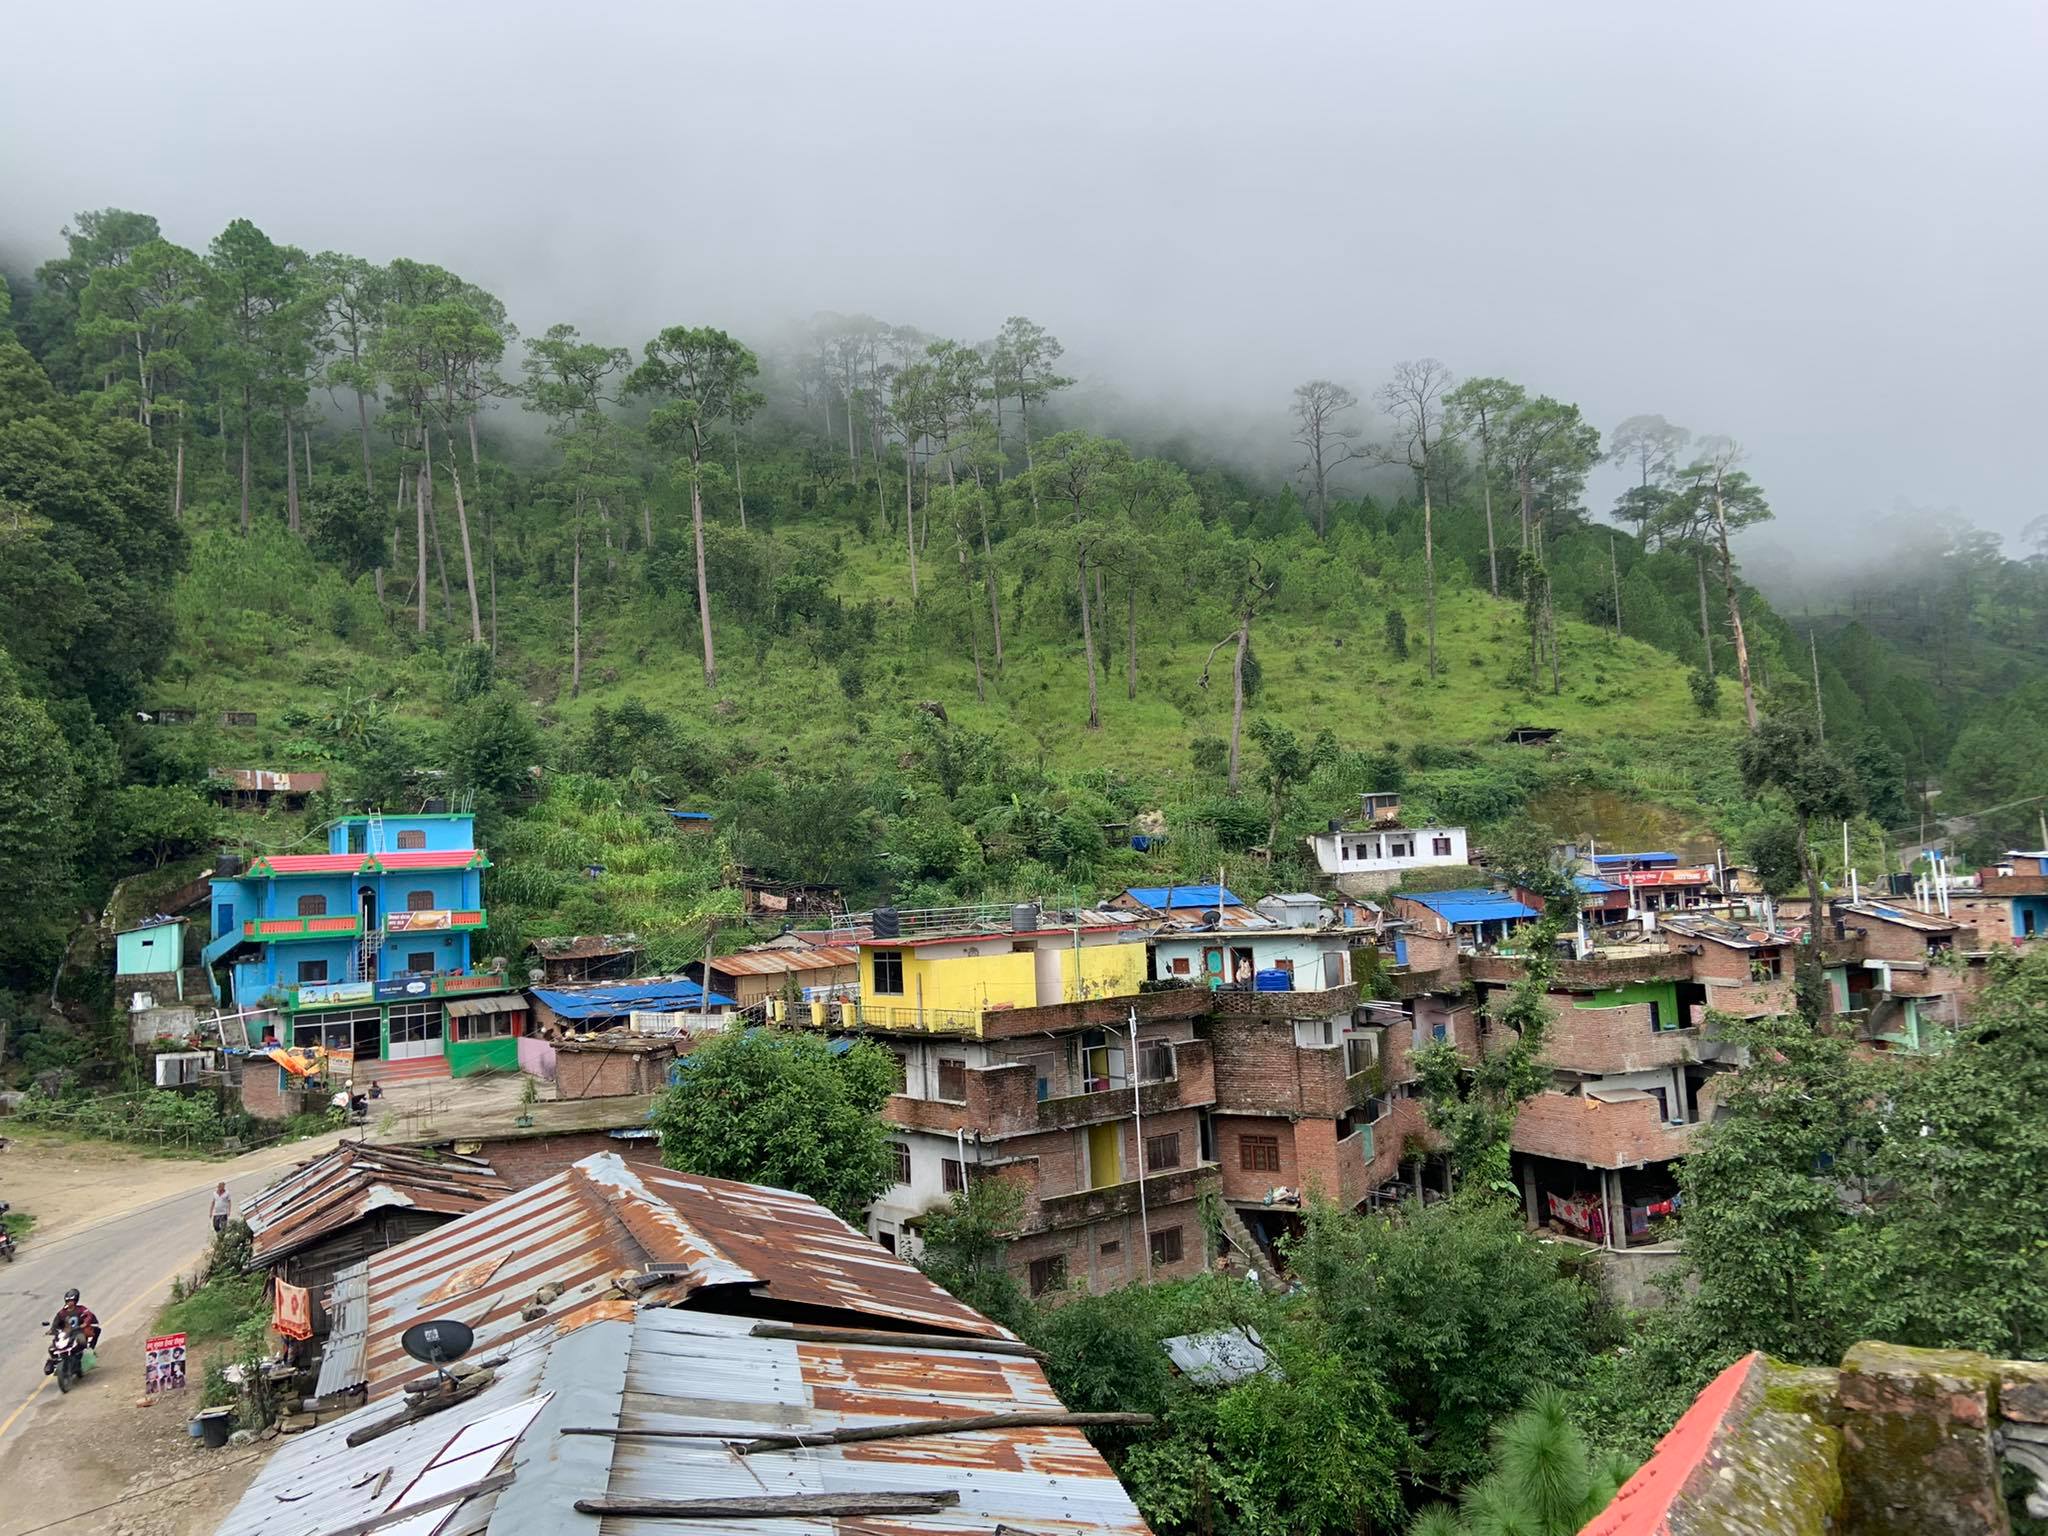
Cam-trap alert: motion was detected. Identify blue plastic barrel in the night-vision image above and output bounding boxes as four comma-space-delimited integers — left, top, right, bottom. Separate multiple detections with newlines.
1253, 968, 1292, 992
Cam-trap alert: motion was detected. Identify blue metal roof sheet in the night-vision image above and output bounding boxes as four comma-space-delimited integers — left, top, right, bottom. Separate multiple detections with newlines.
530, 978, 733, 1017
1123, 884, 1241, 911
1592, 851, 1678, 866
1404, 888, 1539, 923
1574, 875, 1624, 893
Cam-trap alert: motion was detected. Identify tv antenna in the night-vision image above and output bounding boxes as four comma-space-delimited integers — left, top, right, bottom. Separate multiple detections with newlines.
400, 1318, 476, 1391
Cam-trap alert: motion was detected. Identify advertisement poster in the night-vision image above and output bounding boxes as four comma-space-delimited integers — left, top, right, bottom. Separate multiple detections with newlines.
145, 1332, 188, 1393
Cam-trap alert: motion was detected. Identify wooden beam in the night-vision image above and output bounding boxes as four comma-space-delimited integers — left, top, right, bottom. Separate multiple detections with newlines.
303, 1470, 516, 1536
739, 1410, 1153, 1454
746, 1322, 1045, 1361
572, 1492, 961, 1519
558, 1411, 1152, 1452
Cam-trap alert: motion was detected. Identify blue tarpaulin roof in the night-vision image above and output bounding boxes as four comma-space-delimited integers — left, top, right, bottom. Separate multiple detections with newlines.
1403, 889, 1538, 924
1592, 851, 1677, 866
1574, 875, 1623, 894
664, 809, 713, 822
1123, 884, 1241, 911
531, 978, 734, 1018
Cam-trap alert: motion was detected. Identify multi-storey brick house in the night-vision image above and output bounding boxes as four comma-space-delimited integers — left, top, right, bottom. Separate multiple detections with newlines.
810, 904, 1221, 1298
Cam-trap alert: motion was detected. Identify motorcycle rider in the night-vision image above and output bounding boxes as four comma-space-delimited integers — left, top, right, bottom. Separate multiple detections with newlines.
46, 1289, 100, 1372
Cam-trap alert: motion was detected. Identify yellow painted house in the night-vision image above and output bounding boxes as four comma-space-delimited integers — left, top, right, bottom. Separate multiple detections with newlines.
849, 913, 1149, 1034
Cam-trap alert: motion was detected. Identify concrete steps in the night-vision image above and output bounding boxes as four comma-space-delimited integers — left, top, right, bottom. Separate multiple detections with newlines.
1217, 1203, 1284, 1288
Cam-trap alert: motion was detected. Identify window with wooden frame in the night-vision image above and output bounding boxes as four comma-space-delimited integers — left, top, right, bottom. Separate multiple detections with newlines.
1149, 1226, 1183, 1264
406, 951, 436, 974
296, 959, 328, 984
1144, 1132, 1182, 1170
1240, 1134, 1281, 1173
406, 890, 436, 912
942, 1158, 965, 1193
1028, 1254, 1067, 1296
296, 893, 327, 917
396, 829, 426, 850
936, 1057, 967, 1102
892, 1142, 912, 1186
1139, 1041, 1175, 1083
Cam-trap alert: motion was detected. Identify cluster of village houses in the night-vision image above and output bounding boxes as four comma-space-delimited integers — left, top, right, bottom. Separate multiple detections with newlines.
112, 795, 2048, 1306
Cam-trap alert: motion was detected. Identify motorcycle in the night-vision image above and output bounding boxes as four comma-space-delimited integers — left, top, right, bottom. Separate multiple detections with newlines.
45, 1319, 88, 1392
0, 1200, 13, 1261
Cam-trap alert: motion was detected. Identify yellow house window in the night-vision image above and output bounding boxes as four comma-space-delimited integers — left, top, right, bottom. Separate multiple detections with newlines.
872, 950, 905, 995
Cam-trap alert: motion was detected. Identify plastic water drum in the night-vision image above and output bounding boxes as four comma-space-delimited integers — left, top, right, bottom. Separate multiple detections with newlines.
1253, 968, 1292, 992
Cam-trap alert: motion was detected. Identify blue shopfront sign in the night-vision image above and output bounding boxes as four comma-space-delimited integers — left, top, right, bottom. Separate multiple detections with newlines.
376, 977, 435, 1002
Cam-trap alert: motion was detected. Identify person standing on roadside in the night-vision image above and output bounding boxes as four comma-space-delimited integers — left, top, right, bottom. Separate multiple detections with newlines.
210, 1182, 232, 1234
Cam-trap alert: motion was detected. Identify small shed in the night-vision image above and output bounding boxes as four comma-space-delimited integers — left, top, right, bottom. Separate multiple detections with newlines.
209, 768, 328, 809
242, 1142, 510, 1334
1504, 725, 1561, 746
528, 976, 735, 1036
700, 944, 859, 1008
525, 933, 642, 984
115, 917, 188, 993
664, 808, 714, 832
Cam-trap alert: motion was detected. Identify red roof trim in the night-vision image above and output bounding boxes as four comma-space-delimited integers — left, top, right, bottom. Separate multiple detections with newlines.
862, 924, 1141, 948
1579, 1352, 1762, 1536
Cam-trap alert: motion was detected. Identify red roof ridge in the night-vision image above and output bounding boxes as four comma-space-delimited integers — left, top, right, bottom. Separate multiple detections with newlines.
1579, 1352, 1764, 1536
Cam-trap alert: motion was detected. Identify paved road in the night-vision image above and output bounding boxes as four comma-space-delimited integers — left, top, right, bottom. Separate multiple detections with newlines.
0, 1134, 340, 1512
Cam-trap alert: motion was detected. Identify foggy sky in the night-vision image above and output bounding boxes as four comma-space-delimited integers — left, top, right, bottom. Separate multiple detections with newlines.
4, 0, 2044, 552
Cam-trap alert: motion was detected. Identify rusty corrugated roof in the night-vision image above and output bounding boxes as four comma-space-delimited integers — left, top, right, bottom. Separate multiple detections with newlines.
244, 1143, 511, 1266
350, 1153, 1011, 1397
707, 944, 858, 978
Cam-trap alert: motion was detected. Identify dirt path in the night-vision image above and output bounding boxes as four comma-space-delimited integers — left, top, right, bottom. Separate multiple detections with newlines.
0, 1132, 344, 1536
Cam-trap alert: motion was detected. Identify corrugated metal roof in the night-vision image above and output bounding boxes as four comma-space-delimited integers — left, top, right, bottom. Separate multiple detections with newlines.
1574, 875, 1624, 894
245, 1144, 511, 1266
1162, 1326, 1275, 1386
222, 1304, 1149, 1536
530, 978, 734, 1018
707, 945, 858, 978
1593, 851, 1678, 866
315, 1260, 370, 1398
218, 1340, 552, 1536
1120, 884, 1240, 911
1401, 888, 1538, 924
353, 1154, 1010, 1398
603, 1307, 1150, 1536
245, 849, 489, 877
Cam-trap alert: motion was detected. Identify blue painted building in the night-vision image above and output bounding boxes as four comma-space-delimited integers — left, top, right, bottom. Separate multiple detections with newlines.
206, 813, 521, 1074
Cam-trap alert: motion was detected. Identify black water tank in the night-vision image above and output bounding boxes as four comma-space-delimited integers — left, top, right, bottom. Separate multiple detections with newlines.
214, 852, 241, 878
872, 907, 901, 940
423, 797, 450, 814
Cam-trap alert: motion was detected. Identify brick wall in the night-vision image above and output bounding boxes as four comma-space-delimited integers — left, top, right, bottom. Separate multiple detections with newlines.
1535, 997, 1695, 1074
553, 1043, 674, 1099
1853, 918, 1943, 964
1007, 1192, 1209, 1298
1948, 895, 2013, 944
1215, 1113, 1301, 1200
478, 1130, 664, 1189
1671, 939, 1752, 981
1510, 1090, 1700, 1169
240, 1065, 304, 1121
1210, 1017, 1351, 1117
980, 987, 1208, 1040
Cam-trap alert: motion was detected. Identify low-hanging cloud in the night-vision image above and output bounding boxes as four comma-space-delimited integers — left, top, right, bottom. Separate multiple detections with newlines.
2, 0, 2043, 552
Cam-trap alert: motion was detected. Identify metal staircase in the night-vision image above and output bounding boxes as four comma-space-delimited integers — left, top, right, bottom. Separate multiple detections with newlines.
352, 925, 385, 983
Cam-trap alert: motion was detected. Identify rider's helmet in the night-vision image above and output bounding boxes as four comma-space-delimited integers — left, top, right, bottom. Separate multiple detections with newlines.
62, 1288, 79, 1305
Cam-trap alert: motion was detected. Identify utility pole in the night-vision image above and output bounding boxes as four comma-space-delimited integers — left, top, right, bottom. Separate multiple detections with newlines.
1810, 629, 1825, 742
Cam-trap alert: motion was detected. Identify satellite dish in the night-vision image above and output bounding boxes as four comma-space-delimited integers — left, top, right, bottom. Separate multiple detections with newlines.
400, 1318, 475, 1367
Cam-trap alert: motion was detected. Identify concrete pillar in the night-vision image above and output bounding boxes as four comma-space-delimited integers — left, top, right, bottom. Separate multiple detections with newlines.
1603, 1167, 1626, 1250
1409, 1158, 1423, 1200
1520, 1161, 1540, 1228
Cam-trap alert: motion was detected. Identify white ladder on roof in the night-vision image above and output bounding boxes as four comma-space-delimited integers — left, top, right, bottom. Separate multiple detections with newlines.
366, 809, 386, 855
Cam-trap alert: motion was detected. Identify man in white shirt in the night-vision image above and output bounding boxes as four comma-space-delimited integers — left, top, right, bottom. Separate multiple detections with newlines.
210, 1182, 232, 1234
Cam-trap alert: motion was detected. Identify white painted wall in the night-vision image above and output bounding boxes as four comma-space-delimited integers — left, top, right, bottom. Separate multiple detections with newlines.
1308, 825, 1468, 876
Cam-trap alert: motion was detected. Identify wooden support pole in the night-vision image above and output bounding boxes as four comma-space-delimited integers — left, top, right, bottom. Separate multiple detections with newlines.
744, 1322, 1045, 1361
572, 1492, 962, 1520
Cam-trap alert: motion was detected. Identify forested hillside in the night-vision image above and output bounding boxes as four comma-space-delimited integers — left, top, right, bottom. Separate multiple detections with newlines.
4, 206, 2043, 1057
